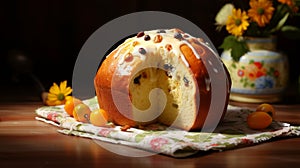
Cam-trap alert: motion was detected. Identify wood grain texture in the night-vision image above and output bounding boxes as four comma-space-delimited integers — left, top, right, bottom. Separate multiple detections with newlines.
1, 101, 300, 168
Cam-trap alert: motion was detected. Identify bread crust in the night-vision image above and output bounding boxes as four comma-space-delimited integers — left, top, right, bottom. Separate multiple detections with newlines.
94, 29, 231, 130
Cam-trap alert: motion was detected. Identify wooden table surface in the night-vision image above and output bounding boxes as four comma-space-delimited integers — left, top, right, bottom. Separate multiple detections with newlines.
1, 84, 300, 168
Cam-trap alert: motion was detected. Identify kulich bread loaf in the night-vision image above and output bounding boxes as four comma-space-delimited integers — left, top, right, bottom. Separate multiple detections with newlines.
94, 28, 231, 131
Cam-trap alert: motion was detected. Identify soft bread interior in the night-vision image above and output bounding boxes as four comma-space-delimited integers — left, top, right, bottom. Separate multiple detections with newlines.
129, 49, 197, 129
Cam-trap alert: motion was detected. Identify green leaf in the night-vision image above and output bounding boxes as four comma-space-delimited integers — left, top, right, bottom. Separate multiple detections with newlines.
271, 13, 289, 33
219, 36, 249, 62
219, 36, 237, 50
281, 25, 300, 39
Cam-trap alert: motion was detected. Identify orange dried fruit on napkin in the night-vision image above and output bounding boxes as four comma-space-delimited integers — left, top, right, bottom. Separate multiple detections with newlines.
73, 103, 91, 123
256, 103, 275, 119
90, 108, 108, 127
247, 111, 272, 130
64, 97, 82, 116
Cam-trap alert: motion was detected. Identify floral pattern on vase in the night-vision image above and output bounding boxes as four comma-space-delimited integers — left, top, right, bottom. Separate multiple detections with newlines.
221, 49, 288, 95
237, 60, 280, 89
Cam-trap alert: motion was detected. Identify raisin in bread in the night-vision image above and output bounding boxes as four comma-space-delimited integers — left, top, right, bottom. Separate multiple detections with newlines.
94, 28, 231, 130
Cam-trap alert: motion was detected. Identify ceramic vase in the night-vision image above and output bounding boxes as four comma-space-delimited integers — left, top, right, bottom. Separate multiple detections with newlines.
221, 36, 289, 103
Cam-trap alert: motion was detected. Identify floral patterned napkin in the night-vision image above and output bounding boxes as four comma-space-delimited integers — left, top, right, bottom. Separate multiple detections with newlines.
35, 97, 300, 158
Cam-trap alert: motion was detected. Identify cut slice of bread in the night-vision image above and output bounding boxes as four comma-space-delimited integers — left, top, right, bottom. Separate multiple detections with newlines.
94, 28, 231, 130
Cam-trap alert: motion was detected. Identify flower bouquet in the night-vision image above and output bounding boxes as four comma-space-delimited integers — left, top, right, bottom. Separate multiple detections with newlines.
215, 0, 300, 102
216, 0, 300, 61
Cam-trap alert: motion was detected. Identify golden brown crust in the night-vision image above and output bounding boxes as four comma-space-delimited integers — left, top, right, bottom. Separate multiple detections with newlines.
94, 29, 231, 130
94, 49, 137, 127
179, 42, 211, 130
181, 39, 231, 130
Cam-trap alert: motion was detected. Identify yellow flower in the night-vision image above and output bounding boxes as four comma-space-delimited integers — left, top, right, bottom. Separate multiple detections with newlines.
248, 0, 275, 27
46, 81, 72, 106
226, 8, 250, 36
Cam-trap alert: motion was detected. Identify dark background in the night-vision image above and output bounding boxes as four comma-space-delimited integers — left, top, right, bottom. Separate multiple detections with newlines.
1, 0, 299, 102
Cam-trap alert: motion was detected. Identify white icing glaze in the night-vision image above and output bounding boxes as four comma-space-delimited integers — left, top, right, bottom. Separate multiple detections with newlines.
113, 29, 214, 73
180, 55, 190, 67
114, 40, 131, 58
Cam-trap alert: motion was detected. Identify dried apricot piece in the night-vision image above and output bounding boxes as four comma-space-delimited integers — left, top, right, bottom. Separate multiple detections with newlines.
247, 111, 272, 130
90, 109, 108, 127
64, 97, 82, 116
256, 103, 275, 119
73, 103, 91, 123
